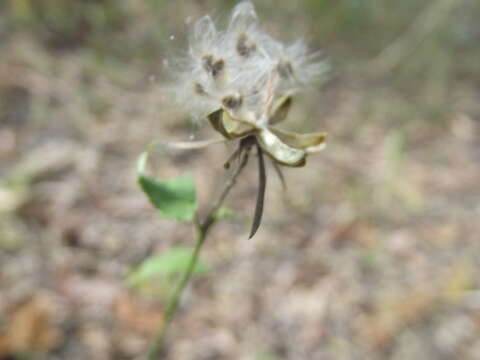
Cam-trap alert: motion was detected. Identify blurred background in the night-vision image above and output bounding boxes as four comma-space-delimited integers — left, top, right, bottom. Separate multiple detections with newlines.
1, 0, 480, 359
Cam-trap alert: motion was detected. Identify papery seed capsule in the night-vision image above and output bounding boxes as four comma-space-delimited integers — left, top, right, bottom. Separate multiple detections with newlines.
236, 33, 257, 57
222, 95, 243, 109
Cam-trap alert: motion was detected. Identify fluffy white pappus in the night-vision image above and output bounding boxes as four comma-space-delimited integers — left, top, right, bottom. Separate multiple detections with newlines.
269, 39, 330, 92
165, 1, 328, 124
228, 1, 258, 36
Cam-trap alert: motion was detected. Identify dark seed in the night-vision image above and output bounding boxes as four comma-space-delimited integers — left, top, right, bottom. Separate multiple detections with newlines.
236, 33, 257, 58
222, 95, 243, 109
277, 60, 294, 79
194, 82, 207, 95
202, 54, 225, 78
202, 54, 214, 71
211, 59, 225, 77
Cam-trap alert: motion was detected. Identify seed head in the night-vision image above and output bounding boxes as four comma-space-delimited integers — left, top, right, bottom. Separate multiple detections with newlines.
165, 1, 329, 123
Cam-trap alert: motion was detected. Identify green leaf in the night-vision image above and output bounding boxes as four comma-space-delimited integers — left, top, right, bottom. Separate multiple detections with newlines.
128, 246, 208, 286
138, 174, 197, 221
137, 145, 197, 221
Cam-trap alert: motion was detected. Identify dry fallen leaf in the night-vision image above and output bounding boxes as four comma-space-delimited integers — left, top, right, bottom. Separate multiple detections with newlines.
113, 293, 164, 336
0, 294, 62, 357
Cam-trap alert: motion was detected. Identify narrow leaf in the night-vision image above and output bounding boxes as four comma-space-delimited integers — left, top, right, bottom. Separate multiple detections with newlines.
249, 143, 266, 239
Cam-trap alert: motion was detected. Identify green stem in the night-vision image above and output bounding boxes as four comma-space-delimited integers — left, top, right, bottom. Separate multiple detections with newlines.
147, 146, 251, 359
147, 227, 206, 359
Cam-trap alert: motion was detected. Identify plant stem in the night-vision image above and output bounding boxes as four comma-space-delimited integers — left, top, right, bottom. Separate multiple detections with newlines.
147, 227, 206, 359
148, 146, 251, 359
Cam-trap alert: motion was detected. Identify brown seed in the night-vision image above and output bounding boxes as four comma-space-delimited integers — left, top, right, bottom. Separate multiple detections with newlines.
236, 33, 257, 57
194, 82, 207, 95
222, 95, 243, 109
202, 54, 225, 78
211, 59, 225, 77
202, 54, 214, 71
277, 60, 294, 79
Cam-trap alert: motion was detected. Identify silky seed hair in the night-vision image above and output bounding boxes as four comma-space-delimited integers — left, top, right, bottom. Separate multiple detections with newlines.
165, 1, 329, 123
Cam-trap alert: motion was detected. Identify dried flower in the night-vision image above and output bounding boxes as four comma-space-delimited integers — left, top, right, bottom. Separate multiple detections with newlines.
165, 1, 329, 167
